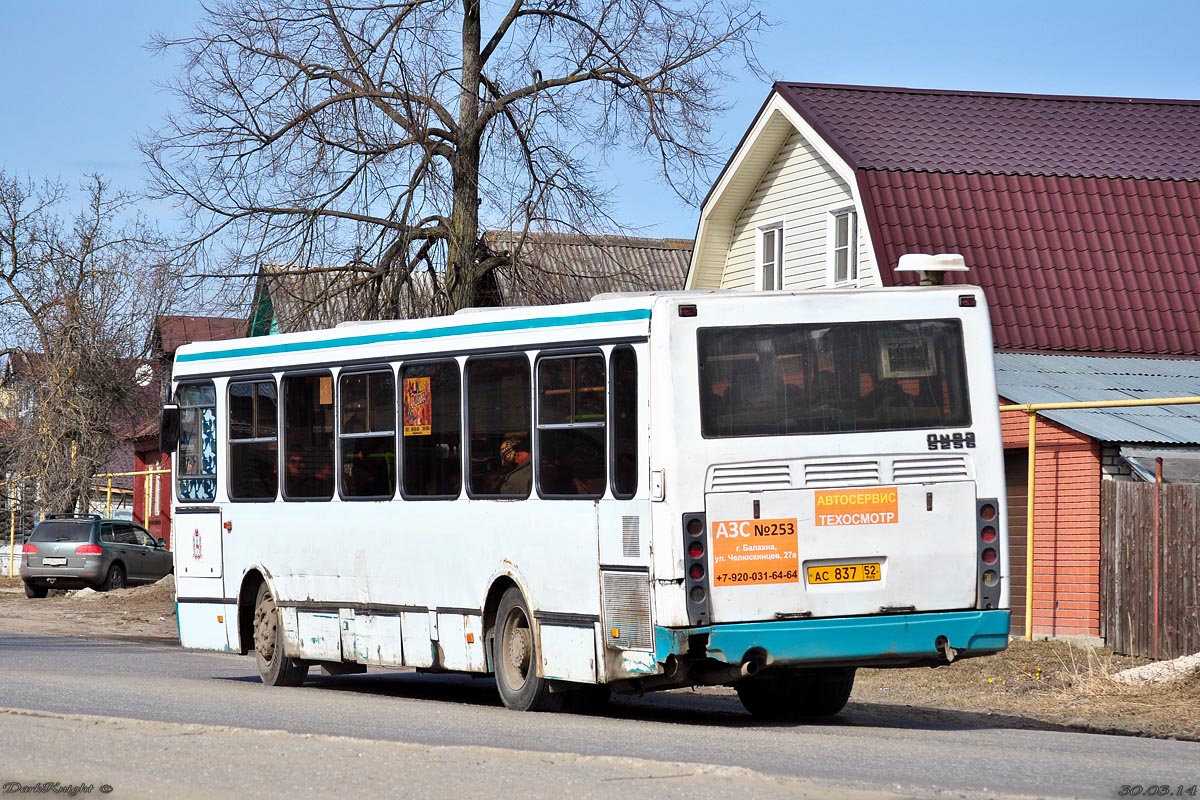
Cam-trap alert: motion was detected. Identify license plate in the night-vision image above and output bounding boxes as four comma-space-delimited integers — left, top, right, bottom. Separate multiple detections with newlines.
806, 562, 881, 585
42, 557, 68, 566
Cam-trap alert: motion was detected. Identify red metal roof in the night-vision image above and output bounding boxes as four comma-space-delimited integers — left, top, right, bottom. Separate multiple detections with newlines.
155, 315, 244, 355
776, 83, 1200, 355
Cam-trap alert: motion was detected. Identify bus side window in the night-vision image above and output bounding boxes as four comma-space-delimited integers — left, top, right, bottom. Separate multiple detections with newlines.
176, 382, 217, 502
537, 353, 605, 499
340, 369, 397, 499
283, 373, 335, 500
402, 360, 462, 498
467, 356, 531, 497
228, 379, 279, 501
610, 346, 637, 499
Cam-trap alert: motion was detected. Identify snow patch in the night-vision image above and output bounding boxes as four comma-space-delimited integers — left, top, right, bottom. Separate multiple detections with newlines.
1111, 652, 1200, 685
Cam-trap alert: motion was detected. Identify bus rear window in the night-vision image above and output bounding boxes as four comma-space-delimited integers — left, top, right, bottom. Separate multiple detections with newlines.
698, 320, 970, 438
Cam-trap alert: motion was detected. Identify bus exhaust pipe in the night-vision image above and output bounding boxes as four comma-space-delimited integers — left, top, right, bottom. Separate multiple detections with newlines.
936, 636, 957, 663
740, 658, 763, 677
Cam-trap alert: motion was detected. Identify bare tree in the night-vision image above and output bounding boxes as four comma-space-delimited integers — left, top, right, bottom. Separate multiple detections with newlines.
0, 171, 175, 514
143, 0, 765, 319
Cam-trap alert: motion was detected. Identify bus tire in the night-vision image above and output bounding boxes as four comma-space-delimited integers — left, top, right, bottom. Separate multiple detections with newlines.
493, 587, 562, 712
253, 582, 309, 687
735, 666, 856, 719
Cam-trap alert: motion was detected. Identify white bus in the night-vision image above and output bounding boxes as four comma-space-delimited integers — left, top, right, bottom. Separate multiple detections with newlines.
162, 283, 1009, 717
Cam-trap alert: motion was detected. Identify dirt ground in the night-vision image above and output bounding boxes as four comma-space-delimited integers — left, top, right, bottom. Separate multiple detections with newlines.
1, 575, 1196, 740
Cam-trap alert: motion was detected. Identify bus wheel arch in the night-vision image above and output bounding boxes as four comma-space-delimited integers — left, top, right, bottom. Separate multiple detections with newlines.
491, 585, 563, 712
482, 575, 521, 666
236, 570, 267, 655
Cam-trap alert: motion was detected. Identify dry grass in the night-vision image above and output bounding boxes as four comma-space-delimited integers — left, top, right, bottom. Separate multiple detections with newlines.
854, 638, 1200, 740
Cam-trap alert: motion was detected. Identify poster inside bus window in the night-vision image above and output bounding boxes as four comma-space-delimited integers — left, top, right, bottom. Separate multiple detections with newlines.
403, 376, 432, 436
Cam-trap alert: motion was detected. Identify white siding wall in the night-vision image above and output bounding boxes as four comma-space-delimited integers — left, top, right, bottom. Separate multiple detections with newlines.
720, 131, 879, 290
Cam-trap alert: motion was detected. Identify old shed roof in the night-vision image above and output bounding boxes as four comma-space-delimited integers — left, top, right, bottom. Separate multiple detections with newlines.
253, 232, 692, 333
484, 231, 691, 305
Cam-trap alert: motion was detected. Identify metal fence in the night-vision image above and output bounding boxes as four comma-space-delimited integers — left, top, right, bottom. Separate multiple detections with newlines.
1101, 480, 1200, 659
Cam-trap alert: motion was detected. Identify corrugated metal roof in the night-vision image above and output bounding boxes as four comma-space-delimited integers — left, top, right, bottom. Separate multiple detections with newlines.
155, 315, 245, 354
776, 83, 1200, 180
995, 352, 1200, 444
864, 170, 1200, 355
773, 83, 1200, 357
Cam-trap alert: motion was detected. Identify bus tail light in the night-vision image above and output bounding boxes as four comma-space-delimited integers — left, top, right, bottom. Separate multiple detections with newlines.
682, 512, 711, 626
976, 498, 1002, 610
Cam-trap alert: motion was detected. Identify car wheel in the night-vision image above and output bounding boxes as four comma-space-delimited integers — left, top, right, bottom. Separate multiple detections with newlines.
99, 564, 125, 592
253, 582, 309, 687
23, 582, 48, 599
492, 587, 564, 712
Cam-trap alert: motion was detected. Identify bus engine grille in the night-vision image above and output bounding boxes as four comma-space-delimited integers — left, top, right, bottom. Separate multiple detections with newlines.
708, 463, 793, 491
803, 459, 881, 487
601, 571, 653, 651
892, 455, 969, 482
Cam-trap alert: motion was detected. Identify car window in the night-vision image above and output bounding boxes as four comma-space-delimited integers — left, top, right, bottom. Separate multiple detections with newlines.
30, 521, 95, 543
100, 525, 116, 544
131, 528, 155, 547
115, 526, 139, 545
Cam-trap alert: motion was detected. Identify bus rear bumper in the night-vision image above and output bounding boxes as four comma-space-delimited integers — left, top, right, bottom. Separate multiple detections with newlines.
657, 610, 1011, 670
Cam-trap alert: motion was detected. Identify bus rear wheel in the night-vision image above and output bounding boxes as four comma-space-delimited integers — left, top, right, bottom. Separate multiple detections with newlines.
493, 587, 563, 712
736, 666, 856, 719
253, 582, 309, 687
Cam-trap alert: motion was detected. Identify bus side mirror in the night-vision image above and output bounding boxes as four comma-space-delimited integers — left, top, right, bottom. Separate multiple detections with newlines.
160, 404, 180, 454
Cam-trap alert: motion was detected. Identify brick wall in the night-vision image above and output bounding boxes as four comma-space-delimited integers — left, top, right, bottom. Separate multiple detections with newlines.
1001, 406, 1101, 638
1101, 444, 1133, 481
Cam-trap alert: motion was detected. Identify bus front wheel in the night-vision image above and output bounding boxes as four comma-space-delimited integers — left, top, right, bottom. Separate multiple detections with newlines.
253, 582, 310, 687
735, 666, 856, 719
493, 587, 563, 712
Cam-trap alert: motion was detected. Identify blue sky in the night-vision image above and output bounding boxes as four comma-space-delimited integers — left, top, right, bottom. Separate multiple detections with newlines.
1, 0, 1197, 241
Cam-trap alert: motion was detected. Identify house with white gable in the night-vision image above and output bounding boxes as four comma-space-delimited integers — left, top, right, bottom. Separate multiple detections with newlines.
685, 82, 1200, 654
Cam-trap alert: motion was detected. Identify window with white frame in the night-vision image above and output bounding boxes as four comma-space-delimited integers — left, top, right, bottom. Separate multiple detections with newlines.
758, 222, 784, 290
828, 207, 858, 285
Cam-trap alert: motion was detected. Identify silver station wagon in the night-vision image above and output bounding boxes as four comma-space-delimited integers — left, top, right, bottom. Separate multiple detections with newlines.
20, 515, 173, 598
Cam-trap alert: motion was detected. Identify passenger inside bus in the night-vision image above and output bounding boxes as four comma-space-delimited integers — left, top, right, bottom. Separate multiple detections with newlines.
496, 437, 532, 494
286, 450, 333, 497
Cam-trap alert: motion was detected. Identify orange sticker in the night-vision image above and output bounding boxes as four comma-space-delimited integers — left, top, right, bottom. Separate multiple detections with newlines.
814, 487, 899, 526
710, 518, 800, 586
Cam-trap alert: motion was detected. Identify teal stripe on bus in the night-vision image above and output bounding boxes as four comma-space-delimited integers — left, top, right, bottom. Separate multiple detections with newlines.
176, 308, 653, 364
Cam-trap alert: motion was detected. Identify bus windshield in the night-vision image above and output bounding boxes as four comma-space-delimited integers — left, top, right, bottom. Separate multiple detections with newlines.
698, 319, 971, 438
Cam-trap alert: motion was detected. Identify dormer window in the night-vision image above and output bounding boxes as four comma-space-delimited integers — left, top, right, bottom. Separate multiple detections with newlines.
828, 206, 858, 285
757, 221, 784, 290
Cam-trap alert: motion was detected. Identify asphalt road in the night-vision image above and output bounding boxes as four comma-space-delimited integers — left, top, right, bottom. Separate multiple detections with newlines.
1, 631, 1197, 799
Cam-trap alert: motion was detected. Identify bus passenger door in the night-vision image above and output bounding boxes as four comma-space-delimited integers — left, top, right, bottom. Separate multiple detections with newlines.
174, 506, 230, 651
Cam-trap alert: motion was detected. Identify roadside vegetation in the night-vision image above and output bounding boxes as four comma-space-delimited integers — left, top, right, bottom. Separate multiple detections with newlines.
855, 638, 1199, 741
